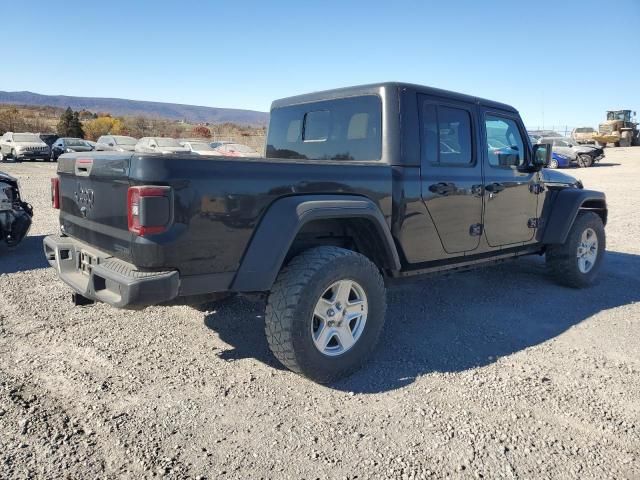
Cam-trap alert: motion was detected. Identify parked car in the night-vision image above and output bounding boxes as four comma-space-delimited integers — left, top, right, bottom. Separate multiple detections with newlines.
539, 136, 604, 168
50, 137, 94, 161
571, 127, 596, 145
0, 132, 50, 162
39, 133, 59, 148
134, 137, 190, 154
95, 135, 138, 152
180, 141, 221, 155
210, 142, 259, 157
0, 170, 32, 247
45, 82, 607, 383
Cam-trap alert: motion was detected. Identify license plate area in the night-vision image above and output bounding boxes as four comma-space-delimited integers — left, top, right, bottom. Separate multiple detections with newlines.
78, 251, 97, 275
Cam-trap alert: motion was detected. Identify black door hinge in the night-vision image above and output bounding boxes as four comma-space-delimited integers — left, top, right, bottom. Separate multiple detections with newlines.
527, 217, 541, 228
529, 183, 545, 195
469, 223, 483, 236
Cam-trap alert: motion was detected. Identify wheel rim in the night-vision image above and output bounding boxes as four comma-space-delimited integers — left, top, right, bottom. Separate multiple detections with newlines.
311, 279, 368, 357
550, 159, 558, 168
577, 227, 598, 273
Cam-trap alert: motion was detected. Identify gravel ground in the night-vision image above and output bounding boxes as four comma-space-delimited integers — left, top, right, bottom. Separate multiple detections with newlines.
1, 149, 639, 479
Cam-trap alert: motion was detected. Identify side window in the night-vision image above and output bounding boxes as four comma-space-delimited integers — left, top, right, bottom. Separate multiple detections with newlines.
485, 115, 526, 168
420, 100, 473, 166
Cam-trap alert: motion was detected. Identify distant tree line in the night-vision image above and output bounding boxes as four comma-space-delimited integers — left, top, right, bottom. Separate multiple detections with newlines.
0, 103, 266, 148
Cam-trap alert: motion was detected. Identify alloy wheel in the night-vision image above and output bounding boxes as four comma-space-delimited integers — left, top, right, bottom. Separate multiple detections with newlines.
311, 279, 368, 356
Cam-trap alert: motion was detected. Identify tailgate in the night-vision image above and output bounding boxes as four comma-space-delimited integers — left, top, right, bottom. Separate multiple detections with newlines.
57, 152, 134, 261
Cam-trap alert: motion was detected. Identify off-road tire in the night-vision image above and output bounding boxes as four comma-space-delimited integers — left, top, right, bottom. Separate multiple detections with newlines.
620, 131, 632, 148
546, 211, 605, 288
265, 246, 386, 383
577, 154, 593, 168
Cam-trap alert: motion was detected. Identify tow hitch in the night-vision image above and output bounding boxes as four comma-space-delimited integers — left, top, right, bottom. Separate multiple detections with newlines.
72, 293, 95, 306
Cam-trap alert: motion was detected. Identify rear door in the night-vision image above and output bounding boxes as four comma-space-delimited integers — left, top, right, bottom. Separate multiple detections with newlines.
481, 111, 538, 246
419, 95, 484, 254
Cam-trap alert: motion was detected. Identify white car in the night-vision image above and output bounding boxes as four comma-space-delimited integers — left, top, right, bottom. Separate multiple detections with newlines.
135, 137, 190, 154
0, 132, 50, 162
210, 142, 259, 157
95, 135, 138, 152
180, 141, 221, 155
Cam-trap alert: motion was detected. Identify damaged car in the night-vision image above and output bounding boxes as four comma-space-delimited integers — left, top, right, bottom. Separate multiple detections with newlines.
538, 136, 605, 168
0, 171, 33, 247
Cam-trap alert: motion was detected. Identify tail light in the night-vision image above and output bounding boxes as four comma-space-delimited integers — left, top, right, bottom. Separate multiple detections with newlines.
51, 177, 60, 209
127, 186, 172, 236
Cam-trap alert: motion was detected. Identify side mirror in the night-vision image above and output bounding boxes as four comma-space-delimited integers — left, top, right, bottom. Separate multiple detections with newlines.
532, 143, 551, 169
6, 139, 11, 143
108, 143, 114, 147
150, 144, 157, 148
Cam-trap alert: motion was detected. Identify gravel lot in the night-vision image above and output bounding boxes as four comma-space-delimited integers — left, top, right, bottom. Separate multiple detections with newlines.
1, 149, 639, 479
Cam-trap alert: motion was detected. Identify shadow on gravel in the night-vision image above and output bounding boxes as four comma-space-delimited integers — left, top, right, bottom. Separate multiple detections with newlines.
203, 297, 286, 371
334, 251, 640, 393
201, 251, 640, 393
0, 234, 48, 274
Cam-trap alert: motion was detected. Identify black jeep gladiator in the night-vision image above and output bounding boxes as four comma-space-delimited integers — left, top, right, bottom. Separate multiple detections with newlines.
44, 83, 607, 383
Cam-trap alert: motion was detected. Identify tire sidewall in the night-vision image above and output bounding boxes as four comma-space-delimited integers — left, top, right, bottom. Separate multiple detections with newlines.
289, 254, 386, 381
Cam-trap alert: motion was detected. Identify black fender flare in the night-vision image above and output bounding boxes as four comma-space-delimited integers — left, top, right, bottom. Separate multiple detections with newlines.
542, 189, 607, 244
231, 195, 401, 292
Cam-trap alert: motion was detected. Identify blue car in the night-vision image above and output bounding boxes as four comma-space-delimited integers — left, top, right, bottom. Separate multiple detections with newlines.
548, 152, 572, 169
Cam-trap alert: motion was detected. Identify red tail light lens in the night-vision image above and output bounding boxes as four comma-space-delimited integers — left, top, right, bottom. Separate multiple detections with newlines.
127, 186, 172, 236
51, 177, 60, 209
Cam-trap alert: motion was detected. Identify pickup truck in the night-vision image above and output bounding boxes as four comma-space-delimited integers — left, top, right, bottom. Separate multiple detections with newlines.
44, 82, 607, 383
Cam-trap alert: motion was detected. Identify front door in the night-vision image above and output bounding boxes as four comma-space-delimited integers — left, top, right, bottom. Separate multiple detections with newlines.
419, 95, 484, 254
482, 112, 539, 246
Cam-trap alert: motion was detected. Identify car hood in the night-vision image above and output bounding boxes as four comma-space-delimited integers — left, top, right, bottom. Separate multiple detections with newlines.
0, 171, 17, 183
15, 142, 48, 148
115, 145, 136, 152
541, 169, 581, 187
68, 145, 94, 152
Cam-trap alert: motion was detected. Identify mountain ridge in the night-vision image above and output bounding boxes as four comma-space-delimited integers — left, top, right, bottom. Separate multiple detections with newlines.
0, 90, 269, 126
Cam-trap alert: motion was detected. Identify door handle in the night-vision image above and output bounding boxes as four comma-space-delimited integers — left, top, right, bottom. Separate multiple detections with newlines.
428, 182, 456, 195
485, 182, 505, 193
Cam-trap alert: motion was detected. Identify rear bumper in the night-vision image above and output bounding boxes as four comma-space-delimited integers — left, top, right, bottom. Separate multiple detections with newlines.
43, 235, 179, 308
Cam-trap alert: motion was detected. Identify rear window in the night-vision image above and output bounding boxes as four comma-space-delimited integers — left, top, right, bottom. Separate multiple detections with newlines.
266, 95, 382, 161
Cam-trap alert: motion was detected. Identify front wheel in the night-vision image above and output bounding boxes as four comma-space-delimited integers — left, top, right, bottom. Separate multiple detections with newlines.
577, 154, 593, 168
546, 212, 605, 288
265, 246, 386, 383
548, 157, 559, 169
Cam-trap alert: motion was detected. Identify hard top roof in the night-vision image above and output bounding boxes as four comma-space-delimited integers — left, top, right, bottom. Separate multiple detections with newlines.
271, 82, 518, 113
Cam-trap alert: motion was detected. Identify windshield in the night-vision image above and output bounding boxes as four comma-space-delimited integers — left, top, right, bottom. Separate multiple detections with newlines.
65, 138, 87, 146
13, 133, 41, 143
155, 138, 181, 147
113, 136, 137, 145
190, 142, 216, 151
607, 111, 629, 121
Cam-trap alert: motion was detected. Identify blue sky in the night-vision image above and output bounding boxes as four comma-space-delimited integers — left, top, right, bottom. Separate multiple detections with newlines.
3, 0, 639, 129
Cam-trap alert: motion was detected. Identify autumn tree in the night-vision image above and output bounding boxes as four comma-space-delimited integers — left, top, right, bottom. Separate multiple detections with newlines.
83, 116, 124, 141
191, 125, 211, 138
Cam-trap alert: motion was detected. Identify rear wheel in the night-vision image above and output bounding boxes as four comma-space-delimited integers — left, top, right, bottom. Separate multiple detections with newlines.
546, 212, 605, 288
548, 157, 559, 169
577, 154, 593, 168
265, 246, 386, 383
620, 131, 632, 147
